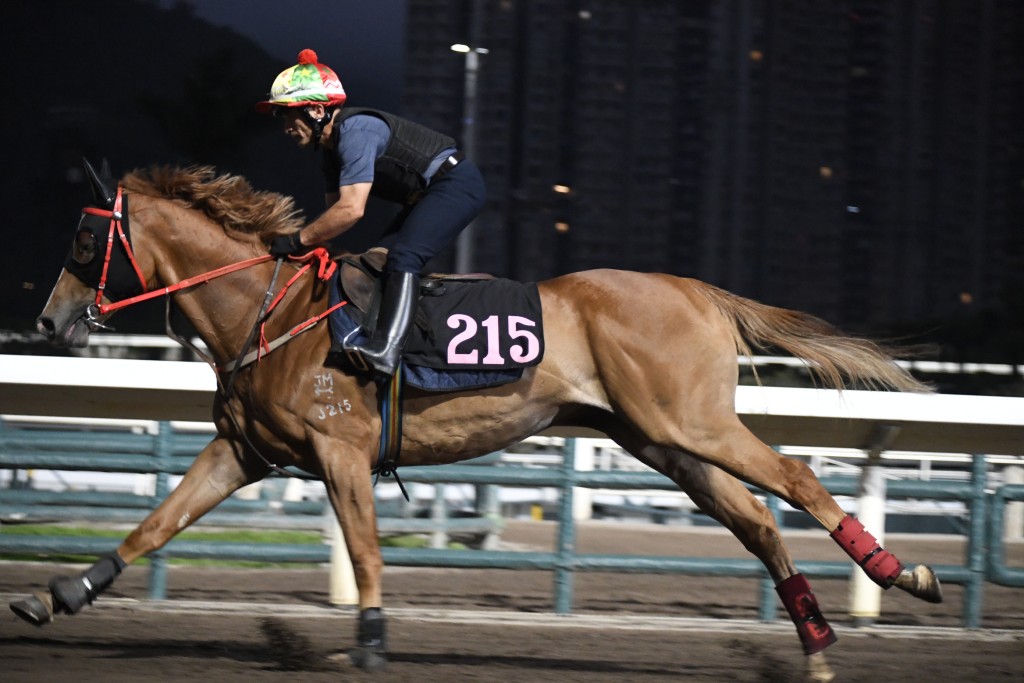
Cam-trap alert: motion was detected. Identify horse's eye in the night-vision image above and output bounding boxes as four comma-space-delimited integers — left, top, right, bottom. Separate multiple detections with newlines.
73, 230, 97, 265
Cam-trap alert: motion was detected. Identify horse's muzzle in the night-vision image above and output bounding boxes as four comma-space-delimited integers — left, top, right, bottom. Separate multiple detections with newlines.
35, 311, 95, 348
35, 316, 56, 342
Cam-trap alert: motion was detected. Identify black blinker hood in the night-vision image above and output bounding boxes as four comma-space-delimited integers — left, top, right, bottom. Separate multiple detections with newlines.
63, 158, 145, 302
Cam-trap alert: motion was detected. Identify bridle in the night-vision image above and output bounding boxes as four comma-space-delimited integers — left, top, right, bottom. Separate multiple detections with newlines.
81, 188, 146, 328
75, 185, 271, 323
65, 185, 148, 332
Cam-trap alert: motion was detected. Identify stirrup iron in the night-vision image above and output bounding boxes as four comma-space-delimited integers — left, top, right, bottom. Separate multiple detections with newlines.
340, 327, 371, 372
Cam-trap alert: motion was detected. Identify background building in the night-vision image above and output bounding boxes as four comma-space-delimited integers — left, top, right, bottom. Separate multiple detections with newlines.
403, 0, 1023, 347
2, 0, 1020, 371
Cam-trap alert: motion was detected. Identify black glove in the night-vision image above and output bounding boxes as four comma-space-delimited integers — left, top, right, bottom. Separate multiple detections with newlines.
269, 232, 305, 257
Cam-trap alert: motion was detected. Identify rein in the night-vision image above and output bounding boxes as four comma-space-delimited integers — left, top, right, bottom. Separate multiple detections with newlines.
223, 256, 284, 397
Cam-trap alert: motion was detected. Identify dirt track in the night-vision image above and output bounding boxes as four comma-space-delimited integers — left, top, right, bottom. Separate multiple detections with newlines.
2, 521, 1022, 682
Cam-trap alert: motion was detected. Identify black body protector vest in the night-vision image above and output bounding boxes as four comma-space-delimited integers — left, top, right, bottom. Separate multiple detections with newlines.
324, 107, 457, 206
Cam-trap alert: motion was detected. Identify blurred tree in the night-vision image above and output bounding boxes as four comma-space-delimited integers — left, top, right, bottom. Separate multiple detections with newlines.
140, 48, 262, 167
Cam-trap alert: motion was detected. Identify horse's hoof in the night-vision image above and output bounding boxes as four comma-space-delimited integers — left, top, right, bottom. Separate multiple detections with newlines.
9, 592, 55, 626
346, 646, 388, 671
894, 564, 943, 604
805, 652, 836, 683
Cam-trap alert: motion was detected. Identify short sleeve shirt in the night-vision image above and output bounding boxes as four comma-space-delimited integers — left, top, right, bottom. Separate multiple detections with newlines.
325, 114, 390, 190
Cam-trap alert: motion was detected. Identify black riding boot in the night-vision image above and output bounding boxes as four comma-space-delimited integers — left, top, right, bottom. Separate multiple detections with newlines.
342, 271, 419, 377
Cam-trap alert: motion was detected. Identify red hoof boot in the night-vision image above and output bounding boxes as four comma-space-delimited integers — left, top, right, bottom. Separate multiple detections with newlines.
776, 573, 838, 655
830, 515, 903, 588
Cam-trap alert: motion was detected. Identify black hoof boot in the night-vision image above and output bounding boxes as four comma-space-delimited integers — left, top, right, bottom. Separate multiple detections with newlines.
348, 607, 387, 671
52, 553, 127, 616
10, 554, 125, 626
49, 574, 93, 615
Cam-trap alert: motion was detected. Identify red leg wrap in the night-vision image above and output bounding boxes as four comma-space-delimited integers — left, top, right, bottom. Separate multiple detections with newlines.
829, 514, 903, 588
776, 573, 838, 655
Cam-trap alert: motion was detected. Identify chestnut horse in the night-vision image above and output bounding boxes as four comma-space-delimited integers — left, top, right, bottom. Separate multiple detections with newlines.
15, 164, 941, 681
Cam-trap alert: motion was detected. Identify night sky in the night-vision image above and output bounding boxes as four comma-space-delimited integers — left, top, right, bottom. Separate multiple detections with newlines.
176, 0, 407, 111
1, 0, 410, 331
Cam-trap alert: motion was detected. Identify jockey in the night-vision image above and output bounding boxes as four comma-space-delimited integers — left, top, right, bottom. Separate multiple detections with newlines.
257, 49, 486, 378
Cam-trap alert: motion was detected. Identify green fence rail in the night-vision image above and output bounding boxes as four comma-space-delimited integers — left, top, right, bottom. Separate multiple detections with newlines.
1, 419, 1020, 627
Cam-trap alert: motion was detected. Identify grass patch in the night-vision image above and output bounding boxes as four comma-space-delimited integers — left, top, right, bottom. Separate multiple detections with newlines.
0, 524, 466, 566
0, 524, 321, 567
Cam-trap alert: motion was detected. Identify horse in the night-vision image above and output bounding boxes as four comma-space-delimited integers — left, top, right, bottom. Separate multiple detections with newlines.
15, 162, 942, 682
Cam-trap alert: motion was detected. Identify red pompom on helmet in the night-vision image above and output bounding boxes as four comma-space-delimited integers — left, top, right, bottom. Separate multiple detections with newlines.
297, 48, 319, 65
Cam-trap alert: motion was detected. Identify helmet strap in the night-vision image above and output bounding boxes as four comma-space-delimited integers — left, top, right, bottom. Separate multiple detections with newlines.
301, 106, 337, 152
301, 108, 324, 151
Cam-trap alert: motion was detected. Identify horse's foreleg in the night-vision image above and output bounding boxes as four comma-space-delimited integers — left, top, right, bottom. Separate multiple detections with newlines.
9, 437, 258, 626
317, 440, 387, 671
115, 438, 258, 563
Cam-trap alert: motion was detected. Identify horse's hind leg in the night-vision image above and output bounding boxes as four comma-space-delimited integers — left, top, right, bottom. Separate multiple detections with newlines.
609, 429, 837, 669
653, 416, 942, 605
9, 437, 259, 625
590, 281, 940, 604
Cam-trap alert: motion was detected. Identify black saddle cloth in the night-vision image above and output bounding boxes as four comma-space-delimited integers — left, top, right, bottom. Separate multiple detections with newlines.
328, 255, 544, 391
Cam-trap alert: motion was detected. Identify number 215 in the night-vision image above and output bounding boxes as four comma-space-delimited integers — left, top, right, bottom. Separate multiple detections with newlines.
447, 315, 539, 364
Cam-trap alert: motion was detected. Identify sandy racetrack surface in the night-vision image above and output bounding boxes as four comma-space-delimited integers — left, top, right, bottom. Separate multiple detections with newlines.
2, 520, 1022, 682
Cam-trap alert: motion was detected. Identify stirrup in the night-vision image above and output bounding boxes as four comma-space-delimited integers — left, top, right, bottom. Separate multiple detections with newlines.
338, 327, 370, 373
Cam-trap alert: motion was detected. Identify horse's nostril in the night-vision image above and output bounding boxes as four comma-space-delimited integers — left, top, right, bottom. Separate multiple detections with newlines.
36, 317, 56, 340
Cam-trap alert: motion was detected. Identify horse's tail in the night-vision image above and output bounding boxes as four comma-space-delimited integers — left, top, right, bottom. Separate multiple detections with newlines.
694, 281, 931, 393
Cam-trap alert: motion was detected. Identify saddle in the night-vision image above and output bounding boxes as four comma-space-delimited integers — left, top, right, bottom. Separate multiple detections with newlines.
338, 247, 493, 335
329, 248, 543, 391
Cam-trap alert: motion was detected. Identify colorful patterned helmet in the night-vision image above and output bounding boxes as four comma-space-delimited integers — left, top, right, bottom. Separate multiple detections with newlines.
256, 49, 346, 113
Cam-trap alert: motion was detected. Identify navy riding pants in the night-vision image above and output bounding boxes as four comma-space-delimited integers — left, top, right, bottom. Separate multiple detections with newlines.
380, 159, 486, 275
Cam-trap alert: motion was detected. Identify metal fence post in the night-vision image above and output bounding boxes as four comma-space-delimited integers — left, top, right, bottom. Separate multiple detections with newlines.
147, 422, 172, 600
554, 438, 577, 614
476, 482, 501, 550
964, 453, 988, 628
572, 439, 595, 521
758, 493, 781, 621
1005, 466, 1024, 541
431, 483, 448, 549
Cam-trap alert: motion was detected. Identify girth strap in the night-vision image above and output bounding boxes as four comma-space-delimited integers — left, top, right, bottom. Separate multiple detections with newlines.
373, 365, 408, 500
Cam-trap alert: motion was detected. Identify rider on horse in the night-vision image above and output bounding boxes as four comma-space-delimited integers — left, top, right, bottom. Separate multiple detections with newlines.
257, 49, 486, 378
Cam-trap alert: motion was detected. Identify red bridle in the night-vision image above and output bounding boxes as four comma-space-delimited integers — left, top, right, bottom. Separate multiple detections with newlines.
81, 186, 148, 313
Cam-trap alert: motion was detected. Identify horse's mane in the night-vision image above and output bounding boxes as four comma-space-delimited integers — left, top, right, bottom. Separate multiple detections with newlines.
121, 166, 304, 240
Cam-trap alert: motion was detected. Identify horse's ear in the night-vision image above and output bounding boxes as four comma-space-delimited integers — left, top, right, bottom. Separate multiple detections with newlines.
83, 157, 116, 209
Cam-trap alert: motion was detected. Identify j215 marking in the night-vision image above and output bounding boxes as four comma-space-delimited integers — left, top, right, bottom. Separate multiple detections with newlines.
312, 371, 352, 420
317, 401, 352, 420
